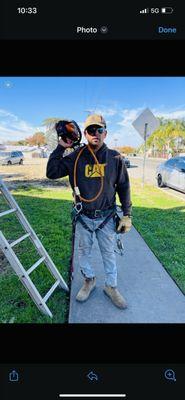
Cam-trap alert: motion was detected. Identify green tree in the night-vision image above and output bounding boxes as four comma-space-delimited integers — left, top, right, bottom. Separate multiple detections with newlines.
146, 119, 185, 155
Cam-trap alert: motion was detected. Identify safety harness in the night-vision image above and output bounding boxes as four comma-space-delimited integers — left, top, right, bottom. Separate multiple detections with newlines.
73, 206, 117, 233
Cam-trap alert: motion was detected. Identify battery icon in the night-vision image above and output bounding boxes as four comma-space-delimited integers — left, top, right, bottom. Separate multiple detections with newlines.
161, 7, 173, 14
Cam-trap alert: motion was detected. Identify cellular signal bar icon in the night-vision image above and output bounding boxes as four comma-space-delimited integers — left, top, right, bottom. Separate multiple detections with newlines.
140, 8, 149, 14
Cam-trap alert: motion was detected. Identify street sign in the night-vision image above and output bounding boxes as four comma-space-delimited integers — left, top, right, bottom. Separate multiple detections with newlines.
132, 108, 160, 187
132, 108, 160, 139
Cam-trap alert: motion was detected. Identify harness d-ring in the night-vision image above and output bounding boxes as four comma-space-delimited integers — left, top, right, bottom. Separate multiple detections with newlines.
74, 202, 83, 214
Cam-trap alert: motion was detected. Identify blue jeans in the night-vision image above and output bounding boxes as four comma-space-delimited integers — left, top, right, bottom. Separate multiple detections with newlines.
75, 214, 117, 287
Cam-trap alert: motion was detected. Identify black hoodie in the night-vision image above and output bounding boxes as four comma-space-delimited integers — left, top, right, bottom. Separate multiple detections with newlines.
46, 143, 132, 216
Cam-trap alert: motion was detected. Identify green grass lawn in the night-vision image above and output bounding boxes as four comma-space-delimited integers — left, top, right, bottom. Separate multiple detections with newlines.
0, 186, 73, 323
0, 180, 185, 323
130, 178, 185, 294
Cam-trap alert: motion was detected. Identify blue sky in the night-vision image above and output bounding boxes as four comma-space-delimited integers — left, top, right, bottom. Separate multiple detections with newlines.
1, 77, 185, 147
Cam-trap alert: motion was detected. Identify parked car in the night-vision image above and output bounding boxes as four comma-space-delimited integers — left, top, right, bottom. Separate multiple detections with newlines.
156, 156, 185, 193
0, 151, 24, 165
122, 156, 131, 168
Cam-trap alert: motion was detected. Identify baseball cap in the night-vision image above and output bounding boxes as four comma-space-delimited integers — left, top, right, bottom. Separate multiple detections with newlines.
84, 114, 106, 130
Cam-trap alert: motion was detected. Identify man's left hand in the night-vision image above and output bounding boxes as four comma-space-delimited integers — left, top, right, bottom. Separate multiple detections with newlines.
117, 216, 132, 233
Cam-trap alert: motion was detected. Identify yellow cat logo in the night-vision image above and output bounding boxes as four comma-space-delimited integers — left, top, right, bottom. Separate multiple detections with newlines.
85, 163, 106, 178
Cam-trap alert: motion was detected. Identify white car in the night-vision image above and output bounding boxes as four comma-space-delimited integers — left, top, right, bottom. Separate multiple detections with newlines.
156, 156, 185, 193
0, 151, 24, 165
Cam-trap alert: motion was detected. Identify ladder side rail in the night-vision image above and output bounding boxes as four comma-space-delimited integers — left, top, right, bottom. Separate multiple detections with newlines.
24, 234, 69, 292
0, 179, 69, 291
0, 180, 39, 238
0, 179, 21, 211
37, 248, 69, 292
0, 231, 53, 318
0, 180, 40, 238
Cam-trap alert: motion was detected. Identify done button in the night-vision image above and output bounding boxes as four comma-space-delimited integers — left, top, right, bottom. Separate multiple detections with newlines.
158, 26, 177, 34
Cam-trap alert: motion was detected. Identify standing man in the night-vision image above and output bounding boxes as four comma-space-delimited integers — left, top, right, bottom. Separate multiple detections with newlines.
46, 114, 132, 309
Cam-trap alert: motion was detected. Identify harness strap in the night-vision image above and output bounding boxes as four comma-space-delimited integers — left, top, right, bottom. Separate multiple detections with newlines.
76, 209, 116, 233
95, 209, 116, 231
71, 207, 124, 257
77, 215, 94, 233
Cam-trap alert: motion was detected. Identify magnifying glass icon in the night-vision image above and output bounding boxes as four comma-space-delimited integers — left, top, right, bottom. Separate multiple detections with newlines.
164, 369, 176, 382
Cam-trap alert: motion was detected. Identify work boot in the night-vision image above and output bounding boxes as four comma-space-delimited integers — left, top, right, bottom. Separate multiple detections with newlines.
76, 277, 96, 302
103, 285, 127, 309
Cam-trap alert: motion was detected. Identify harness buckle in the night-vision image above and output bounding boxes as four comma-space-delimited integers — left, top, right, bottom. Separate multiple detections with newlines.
94, 210, 102, 218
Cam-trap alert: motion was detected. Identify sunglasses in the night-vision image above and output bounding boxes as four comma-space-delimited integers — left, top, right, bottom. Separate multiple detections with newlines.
86, 126, 105, 135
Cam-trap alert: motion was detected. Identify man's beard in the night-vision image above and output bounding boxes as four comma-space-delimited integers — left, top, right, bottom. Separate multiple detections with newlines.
88, 141, 100, 151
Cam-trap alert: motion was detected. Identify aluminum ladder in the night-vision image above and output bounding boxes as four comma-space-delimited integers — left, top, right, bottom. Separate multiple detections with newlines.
0, 178, 69, 318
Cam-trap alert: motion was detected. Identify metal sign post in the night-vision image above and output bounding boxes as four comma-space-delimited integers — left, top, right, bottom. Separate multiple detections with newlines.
142, 122, 148, 187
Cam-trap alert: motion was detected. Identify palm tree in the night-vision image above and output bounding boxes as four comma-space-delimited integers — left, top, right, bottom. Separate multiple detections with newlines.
42, 118, 63, 152
42, 117, 61, 131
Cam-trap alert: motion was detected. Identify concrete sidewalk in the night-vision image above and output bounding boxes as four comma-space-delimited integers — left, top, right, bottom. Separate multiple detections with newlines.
68, 227, 185, 323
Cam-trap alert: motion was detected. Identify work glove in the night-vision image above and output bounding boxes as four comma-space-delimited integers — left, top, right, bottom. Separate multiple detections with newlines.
117, 216, 132, 233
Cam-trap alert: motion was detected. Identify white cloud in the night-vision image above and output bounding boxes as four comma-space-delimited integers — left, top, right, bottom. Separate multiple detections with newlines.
0, 108, 44, 142
0, 109, 18, 120
118, 107, 144, 127
105, 107, 144, 147
106, 128, 143, 148
156, 109, 185, 120
87, 107, 118, 118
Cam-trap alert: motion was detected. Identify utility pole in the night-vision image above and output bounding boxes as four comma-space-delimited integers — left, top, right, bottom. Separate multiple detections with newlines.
114, 138, 118, 149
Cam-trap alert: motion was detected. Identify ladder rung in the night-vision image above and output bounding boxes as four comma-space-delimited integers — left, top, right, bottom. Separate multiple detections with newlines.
43, 280, 60, 303
27, 256, 45, 275
0, 208, 16, 217
10, 233, 31, 248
